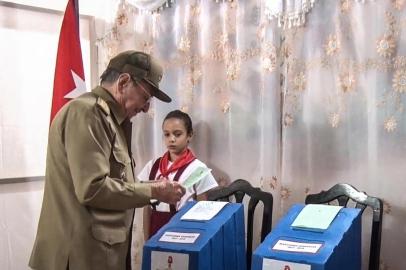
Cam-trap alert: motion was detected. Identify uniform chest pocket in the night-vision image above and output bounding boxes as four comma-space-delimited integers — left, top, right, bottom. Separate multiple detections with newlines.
112, 148, 131, 166
110, 144, 131, 179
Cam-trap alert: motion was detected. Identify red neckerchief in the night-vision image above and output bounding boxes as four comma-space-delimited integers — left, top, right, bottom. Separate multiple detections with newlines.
158, 148, 196, 178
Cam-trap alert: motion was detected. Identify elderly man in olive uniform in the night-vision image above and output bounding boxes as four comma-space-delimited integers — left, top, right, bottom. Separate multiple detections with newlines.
29, 51, 185, 270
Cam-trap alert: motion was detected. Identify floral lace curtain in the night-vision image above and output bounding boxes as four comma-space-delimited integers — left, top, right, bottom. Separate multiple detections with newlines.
97, 0, 406, 269
125, 0, 171, 12
265, 0, 318, 28
279, 1, 406, 270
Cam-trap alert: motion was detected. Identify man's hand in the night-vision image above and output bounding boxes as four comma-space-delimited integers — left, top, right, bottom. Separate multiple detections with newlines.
150, 180, 186, 204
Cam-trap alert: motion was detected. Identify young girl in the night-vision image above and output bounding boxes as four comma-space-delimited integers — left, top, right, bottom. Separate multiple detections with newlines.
138, 110, 218, 239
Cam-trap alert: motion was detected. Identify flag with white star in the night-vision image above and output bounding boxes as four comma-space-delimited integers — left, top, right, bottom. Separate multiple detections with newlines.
50, 0, 85, 122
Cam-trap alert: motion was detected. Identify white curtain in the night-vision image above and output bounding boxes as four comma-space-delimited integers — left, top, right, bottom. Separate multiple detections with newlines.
97, 0, 406, 269
279, 1, 406, 269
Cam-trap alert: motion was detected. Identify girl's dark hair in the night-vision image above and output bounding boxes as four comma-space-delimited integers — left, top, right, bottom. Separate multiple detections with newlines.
163, 110, 193, 135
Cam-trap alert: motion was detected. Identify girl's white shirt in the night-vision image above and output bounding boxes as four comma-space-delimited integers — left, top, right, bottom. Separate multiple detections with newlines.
138, 158, 218, 211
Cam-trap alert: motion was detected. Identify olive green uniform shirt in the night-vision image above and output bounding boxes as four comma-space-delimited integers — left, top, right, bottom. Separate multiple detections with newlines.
29, 86, 152, 270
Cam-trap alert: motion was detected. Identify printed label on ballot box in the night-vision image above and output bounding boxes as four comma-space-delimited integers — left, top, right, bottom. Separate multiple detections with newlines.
272, 239, 323, 254
151, 251, 189, 270
159, 231, 200, 244
263, 258, 310, 270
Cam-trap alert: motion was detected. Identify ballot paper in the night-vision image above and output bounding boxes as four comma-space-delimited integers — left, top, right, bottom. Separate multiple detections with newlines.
182, 166, 212, 188
291, 204, 343, 231
180, 201, 228, 221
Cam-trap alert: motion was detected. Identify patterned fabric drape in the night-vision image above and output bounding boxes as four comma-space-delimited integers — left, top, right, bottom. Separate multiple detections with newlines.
97, 0, 405, 269
126, 0, 171, 12
279, 1, 406, 270
265, 0, 318, 28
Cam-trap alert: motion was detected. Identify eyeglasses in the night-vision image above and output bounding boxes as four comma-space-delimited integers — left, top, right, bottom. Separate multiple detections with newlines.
134, 80, 152, 103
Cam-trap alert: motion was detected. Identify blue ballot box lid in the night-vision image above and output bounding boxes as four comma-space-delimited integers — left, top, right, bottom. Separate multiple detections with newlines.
143, 201, 246, 270
252, 204, 362, 270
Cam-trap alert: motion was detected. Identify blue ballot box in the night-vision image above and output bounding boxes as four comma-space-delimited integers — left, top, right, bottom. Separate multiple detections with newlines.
142, 201, 246, 270
252, 204, 361, 270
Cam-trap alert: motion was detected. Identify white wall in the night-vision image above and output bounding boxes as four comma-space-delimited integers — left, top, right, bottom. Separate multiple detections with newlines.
0, 2, 93, 179
0, 181, 44, 270
4, 0, 118, 18
0, 1, 117, 269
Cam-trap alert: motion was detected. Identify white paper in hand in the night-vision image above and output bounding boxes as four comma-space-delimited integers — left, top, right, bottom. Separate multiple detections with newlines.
182, 166, 212, 188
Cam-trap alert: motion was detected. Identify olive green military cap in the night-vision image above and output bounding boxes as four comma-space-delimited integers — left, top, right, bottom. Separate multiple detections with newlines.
102, 50, 171, 103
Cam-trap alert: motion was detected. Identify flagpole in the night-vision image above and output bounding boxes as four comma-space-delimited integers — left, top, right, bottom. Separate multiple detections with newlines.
74, 0, 79, 32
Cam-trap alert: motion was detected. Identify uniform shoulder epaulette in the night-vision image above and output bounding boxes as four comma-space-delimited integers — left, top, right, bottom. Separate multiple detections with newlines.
96, 97, 110, 115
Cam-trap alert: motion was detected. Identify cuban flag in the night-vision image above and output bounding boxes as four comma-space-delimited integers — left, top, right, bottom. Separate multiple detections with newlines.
50, 0, 86, 122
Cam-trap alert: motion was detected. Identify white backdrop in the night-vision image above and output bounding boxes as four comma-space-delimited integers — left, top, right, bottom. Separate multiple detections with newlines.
0, 1, 97, 269
0, 2, 92, 179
